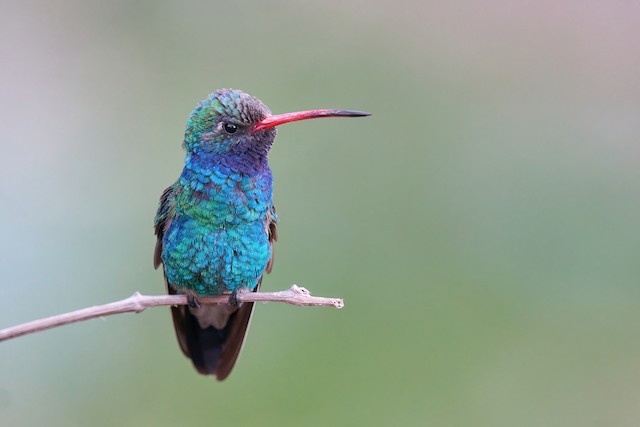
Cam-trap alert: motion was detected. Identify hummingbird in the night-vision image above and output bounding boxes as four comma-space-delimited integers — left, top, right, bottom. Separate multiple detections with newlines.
154, 88, 369, 380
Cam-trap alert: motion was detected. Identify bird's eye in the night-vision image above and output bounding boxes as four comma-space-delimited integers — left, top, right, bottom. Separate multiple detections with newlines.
223, 123, 238, 134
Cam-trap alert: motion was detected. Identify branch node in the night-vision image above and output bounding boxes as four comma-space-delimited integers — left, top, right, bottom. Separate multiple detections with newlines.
129, 292, 146, 313
291, 284, 310, 296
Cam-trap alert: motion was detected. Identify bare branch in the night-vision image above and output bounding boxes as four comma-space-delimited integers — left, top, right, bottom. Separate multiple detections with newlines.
0, 285, 343, 343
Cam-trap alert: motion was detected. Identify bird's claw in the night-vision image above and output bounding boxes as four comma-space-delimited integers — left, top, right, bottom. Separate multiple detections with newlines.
187, 294, 201, 309
228, 291, 240, 307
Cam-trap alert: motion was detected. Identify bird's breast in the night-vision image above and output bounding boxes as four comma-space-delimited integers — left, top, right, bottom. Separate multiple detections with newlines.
176, 165, 273, 226
162, 165, 274, 295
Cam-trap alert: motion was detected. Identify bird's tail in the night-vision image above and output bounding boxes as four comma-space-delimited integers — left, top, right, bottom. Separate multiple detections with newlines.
169, 288, 257, 380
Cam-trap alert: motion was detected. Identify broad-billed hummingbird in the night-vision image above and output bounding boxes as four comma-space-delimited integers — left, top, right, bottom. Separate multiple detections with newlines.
154, 89, 369, 380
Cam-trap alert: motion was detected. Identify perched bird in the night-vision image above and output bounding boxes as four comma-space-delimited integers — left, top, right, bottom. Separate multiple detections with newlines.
154, 89, 369, 380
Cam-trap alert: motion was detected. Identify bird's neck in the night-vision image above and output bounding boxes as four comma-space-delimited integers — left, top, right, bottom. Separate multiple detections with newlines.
186, 150, 269, 176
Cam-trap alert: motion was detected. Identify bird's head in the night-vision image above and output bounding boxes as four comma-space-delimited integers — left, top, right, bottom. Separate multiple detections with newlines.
184, 89, 273, 157
183, 88, 370, 169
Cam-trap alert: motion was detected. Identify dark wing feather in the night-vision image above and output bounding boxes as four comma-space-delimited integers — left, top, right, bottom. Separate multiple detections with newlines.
166, 280, 192, 358
154, 185, 176, 269
153, 185, 192, 357
215, 280, 261, 380
265, 205, 278, 273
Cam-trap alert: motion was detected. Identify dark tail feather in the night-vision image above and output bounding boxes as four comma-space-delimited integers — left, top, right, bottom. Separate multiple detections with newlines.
215, 302, 256, 380
182, 307, 227, 375
169, 297, 257, 380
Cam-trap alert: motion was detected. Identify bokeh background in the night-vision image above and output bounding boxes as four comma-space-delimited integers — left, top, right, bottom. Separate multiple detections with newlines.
1, 1, 639, 426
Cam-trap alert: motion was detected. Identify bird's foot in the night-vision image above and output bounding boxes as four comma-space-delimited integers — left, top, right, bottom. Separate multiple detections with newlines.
187, 293, 201, 309
228, 290, 240, 308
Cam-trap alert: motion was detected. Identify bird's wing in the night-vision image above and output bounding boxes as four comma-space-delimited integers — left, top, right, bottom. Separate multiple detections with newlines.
153, 184, 192, 357
265, 204, 278, 273
153, 184, 176, 269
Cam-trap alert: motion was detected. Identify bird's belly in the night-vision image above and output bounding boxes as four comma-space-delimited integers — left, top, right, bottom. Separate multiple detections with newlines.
162, 217, 270, 296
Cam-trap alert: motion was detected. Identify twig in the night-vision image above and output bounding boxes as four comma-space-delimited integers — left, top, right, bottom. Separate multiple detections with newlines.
0, 285, 343, 343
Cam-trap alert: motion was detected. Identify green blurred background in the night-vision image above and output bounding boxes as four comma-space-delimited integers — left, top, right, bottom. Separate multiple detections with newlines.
1, 1, 639, 426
